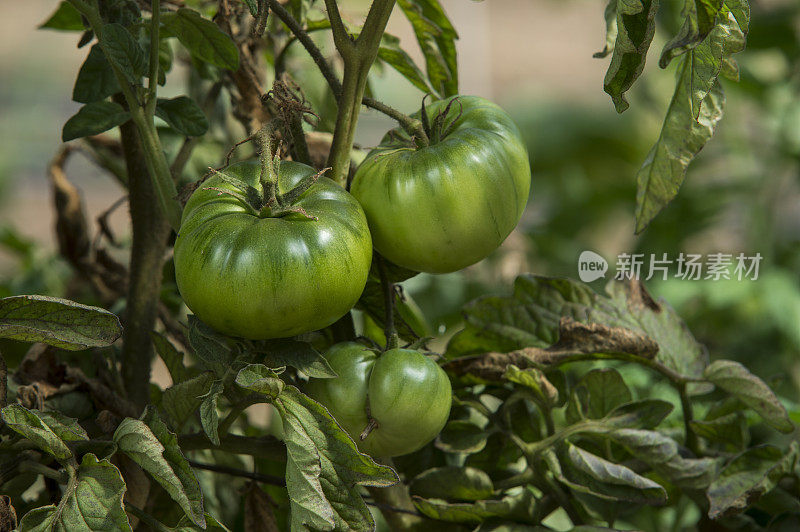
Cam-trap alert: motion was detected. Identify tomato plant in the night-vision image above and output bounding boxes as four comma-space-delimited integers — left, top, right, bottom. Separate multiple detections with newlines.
174, 159, 372, 339
1, 0, 798, 531
306, 342, 452, 457
351, 95, 531, 273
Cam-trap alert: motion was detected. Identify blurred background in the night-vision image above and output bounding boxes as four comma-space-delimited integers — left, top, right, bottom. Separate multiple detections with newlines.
0, 0, 798, 412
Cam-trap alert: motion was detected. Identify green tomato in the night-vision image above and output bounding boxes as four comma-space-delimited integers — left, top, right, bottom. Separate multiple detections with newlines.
174, 160, 372, 339
351, 95, 531, 274
306, 342, 452, 457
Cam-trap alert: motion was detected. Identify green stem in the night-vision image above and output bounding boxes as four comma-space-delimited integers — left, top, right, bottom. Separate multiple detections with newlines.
67, 0, 182, 230
19, 461, 69, 484
125, 503, 172, 532
146, 0, 160, 117
217, 396, 261, 437
117, 105, 171, 410
269, 0, 427, 144
178, 433, 286, 461
376, 255, 398, 349
324, 0, 398, 186
679, 382, 701, 455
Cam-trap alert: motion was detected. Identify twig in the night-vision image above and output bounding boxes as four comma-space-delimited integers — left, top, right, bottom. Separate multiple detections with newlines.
125, 503, 171, 532
179, 432, 286, 460
188, 459, 285, 486
189, 459, 421, 516
376, 255, 398, 349
679, 382, 701, 456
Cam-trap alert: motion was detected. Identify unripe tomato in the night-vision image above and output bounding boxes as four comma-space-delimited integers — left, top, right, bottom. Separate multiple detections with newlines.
306, 342, 452, 457
351, 95, 531, 273
174, 160, 372, 339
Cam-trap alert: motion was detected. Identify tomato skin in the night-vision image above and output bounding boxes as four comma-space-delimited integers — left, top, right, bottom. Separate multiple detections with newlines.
174, 161, 372, 339
306, 343, 452, 457
351, 95, 531, 274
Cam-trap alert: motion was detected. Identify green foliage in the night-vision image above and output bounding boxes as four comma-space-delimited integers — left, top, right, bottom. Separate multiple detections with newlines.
0, 295, 122, 350
3, 0, 797, 530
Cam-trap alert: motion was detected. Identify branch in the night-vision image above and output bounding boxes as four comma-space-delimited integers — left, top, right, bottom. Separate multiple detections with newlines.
376, 255, 398, 349
323, 0, 354, 58
267, 0, 427, 146
189, 459, 285, 486
178, 432, 286, 461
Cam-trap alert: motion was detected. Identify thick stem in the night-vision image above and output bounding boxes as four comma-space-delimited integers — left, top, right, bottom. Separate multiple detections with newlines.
268, 0, 427, 143
327, 59, 369, 186
325, 0, 398, 186
117, 109, 171, 411
67, 0, 182, 230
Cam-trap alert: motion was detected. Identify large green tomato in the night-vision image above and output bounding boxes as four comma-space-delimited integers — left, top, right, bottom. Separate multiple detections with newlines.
351, 95, 531, 274
174, 160, 372, 339
306, 342, 452, 457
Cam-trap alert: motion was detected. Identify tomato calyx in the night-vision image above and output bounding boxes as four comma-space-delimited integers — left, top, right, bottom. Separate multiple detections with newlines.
202, 135, 329, 220
420, 94, 464, 146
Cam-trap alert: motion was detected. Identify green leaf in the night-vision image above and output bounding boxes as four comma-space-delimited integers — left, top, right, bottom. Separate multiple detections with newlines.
602, 0, 660, 113
155, 96, 209, 137
570, 368, 631, 420
17, 454, 132, 532
593, 0, 618, 58
162, 371, 216, 429
113, 408, 205, 528
690, 412, 748, 450
603, 399, 674, 429
659, 0, 723, 68
605, 428, 718, 488
447, 276, 709, 387
707, 443, 799, 519
436, 420, 490, 454
254, 339, 337, 378
151, 331, 191, 384
199, 380, 225, 446
0, 294, 123, 349
377, 34, 432, 94
410, 466, 494, 501
703, 359, 794, 433
162, 8, 239, 71
62, 101, 131, 142
545, 444, 667, 504
413, 490, 536, 525
504, 365, 559, 408
397, 0, 459, 97
274, 386, 398, 531
100, 23, 147, 84
35, 410, 90, 443
72, 45, 122, 104
634, 0, 749, 231
188, 315, 237, 378
235, 364, 284, 399
1, 405, 74, 461
169, 513, 232, 532
39, 2, 84, 32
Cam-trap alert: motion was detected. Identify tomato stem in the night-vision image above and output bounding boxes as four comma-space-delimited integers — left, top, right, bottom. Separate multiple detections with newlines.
359, 418, 379, 441
376, 255, 399, 350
